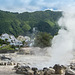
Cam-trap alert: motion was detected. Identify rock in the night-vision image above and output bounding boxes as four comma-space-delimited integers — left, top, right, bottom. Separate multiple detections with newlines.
23, 66, 30, 71
44, 69, 53, 75
7, 62, 12, 65
70, 63, 75, 70
32, 67, 38, 74
15, 65, 31, 74
27, 69, 34, 75
19, 48, 31, 54
32, 67, 38, 71
0, 55, 11, 60
16, 67, 34, 75
4, 62, 6, 65
36, 70, 44, 75
48, 68, 55, 74
16, 68, 23, 74
53, 64, 65, 74
43, 67, 48, 71
14, 63, 20, 70
43, 67, 55, 75
14, 64, 66, 75
65, 69, 75, 75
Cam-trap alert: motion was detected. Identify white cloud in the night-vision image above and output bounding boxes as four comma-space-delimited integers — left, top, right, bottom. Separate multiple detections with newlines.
0, 0, 75, 12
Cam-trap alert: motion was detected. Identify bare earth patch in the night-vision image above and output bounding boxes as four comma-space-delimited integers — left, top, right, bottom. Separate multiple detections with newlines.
0, 66, 21, 75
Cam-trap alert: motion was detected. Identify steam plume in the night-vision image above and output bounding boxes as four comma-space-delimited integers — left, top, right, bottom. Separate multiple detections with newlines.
13, 7, 75, 69
50, 7, 75, 66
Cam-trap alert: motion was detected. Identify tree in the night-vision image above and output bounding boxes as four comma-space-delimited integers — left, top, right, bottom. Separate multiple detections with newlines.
0, 39, 3, 45
35, 21, 52, 33
34, 32, 53, 48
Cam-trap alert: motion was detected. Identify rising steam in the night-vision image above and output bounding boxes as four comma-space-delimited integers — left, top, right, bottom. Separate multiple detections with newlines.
49, 7, 75, 66
13, 7, 75, 69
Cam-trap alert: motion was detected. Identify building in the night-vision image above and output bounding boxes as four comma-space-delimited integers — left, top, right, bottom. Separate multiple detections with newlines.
0, 33, 23, 46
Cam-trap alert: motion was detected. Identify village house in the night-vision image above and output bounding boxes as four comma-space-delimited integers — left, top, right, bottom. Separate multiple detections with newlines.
0, 33, 23, 46
17, 35, 31, 47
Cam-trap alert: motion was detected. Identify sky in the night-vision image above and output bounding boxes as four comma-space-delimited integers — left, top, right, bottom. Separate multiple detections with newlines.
0, 0, 75, 13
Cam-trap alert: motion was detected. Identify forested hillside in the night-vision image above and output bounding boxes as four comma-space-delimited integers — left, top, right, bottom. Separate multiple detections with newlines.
0, 10, 62, 36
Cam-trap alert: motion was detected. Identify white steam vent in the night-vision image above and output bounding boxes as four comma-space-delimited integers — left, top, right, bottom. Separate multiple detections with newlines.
12, 7, 75, 69
49, 7, 75, 66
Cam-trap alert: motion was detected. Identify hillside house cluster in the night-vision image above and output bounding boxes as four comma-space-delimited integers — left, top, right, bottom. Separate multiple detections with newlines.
0, 33, 23, 46
0, 33, 34, 47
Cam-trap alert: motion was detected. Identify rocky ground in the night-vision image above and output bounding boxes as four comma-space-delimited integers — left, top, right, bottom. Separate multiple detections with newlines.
0, 47, 75, 75
0, 64, 75, 75
13, 63, 75, 75
0, 66, 21, 75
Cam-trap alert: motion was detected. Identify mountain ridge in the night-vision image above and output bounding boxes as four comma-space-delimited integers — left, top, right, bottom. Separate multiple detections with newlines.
0, 10, 62, 36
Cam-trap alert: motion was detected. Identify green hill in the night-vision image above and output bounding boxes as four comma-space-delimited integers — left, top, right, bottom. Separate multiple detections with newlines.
0, 10, 62, 36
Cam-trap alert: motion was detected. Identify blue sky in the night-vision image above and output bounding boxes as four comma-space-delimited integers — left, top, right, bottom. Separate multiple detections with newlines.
0, 0, 75, 12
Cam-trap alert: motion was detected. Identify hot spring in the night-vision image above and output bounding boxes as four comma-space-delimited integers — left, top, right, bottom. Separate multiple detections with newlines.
5, 7, 75, 69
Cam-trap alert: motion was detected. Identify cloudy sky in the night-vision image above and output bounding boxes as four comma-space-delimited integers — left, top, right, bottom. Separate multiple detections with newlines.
0, 0, 75, 12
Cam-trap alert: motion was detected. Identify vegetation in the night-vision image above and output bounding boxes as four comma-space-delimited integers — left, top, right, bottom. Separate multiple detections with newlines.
0, 39, 9, 45
0, 45, 16, 53
0, 10, 62, 49
34, 32, 53, 48
0, 10, 62, 36
0, 39, 17, 51
0, 45, 14, 50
